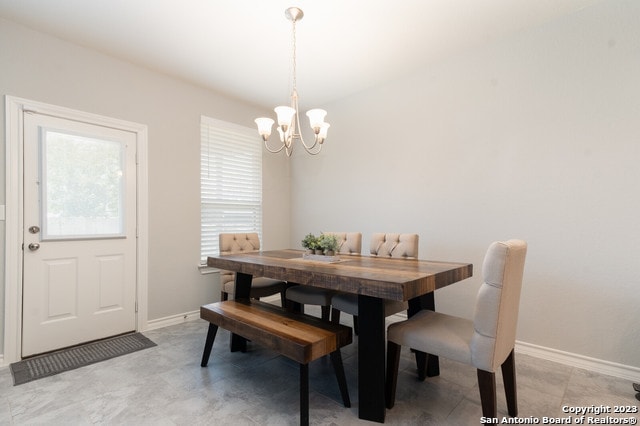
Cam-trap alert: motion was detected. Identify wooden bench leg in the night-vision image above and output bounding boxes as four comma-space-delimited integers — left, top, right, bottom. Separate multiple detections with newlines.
330, 350, 351, 408
230, 333, 248, 353
201, 323, 219, 367
300, 363, 309, 426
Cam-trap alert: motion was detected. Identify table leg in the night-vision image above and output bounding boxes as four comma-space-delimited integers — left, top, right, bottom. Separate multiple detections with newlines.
230, 272, 252, 352
358, 295, 386, 423
408, 292, 440, 378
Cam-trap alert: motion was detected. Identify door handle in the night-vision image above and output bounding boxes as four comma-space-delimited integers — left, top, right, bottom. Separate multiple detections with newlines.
28, 243, 40, 251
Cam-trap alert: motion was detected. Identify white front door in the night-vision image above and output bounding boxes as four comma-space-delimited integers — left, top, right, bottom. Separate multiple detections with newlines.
22, 112, 138, 357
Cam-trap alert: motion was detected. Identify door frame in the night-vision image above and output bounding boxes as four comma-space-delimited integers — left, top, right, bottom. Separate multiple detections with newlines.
3, 96, 149, 364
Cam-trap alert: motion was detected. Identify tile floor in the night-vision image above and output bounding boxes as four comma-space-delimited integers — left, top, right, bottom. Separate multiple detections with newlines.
0, 305, 637, 425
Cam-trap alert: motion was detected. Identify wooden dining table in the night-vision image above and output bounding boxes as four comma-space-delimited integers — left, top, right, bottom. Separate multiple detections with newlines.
207, 249, 472, 423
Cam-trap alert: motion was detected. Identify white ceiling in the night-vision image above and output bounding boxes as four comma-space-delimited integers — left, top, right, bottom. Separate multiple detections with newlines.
0, 0, 602, 109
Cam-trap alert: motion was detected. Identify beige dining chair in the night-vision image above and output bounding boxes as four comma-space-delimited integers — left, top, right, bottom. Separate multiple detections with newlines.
219, 233, 290, 306
385, 239, 527, 419
285, 232, 362, 321
330, 233, 418, 333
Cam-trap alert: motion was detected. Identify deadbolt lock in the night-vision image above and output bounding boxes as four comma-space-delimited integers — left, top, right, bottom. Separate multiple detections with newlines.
28, 226, 40, 234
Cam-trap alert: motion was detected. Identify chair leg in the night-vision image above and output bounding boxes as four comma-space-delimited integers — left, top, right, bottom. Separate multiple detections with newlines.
289, 301, 304, 314
353, 315, 359, 335
201, 323, 219, 367
415, 350, 428, 381
426, 353, 440, 377
414, 351, 440, 380
501, 349, 518, 417
330, 308, 341, 325
280, 289, 287, 308
300, 363, 309, 426
330, 350, 351, 407
320, 305, 330, 322
220, 291, 228, 301
385, 341, 401, 409
477, 369, 497, 418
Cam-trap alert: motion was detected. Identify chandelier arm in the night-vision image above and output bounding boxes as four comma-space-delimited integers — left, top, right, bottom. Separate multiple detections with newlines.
263, 139, 287, 154
303, 141, 323, 155
297, 131, 320, 152
290, 89, 321, 153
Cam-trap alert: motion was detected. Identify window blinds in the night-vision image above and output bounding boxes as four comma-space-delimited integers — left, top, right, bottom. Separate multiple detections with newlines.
200, 116, 262, 262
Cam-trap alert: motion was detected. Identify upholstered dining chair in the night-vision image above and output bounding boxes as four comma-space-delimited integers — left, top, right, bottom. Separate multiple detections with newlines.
385, 239, 527, 418
219, 233, 290, 306
285, 232, 362, 321
330, 233, 419, 333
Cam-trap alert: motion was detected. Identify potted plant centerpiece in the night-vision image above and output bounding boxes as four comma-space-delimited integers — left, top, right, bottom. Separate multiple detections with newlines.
301, 233, 320, 254
318, 233, 339, 256
301, 233, 340, 261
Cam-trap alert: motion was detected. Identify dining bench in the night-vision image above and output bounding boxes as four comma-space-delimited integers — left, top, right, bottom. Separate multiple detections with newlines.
200, 299, 352, 426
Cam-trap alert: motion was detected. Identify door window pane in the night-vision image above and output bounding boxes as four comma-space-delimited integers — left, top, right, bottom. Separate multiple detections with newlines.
41, 129, 125, 239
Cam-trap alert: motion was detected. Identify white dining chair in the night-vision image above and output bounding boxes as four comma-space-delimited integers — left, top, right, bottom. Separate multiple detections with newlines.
330, 233, 418, 333
385, 239, 527, 419
219, 233, 290, 306
285, 232, 362, 321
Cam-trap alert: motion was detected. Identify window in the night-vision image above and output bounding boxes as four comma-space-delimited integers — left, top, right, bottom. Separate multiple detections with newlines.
200, 116, 262, 263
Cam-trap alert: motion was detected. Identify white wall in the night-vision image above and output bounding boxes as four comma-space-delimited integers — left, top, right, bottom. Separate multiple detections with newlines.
0, 17, 290, 354
2, 0, 637, 372
290, 0, 640, 368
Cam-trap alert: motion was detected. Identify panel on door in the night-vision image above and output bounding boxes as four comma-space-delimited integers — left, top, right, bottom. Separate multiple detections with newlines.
22, 112, 137, 357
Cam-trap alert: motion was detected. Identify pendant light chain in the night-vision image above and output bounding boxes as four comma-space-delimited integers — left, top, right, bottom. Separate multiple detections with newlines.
291, 17, 297, 94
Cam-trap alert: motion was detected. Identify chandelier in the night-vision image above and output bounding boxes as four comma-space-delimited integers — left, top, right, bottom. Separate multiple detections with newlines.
254, 7, 329, 156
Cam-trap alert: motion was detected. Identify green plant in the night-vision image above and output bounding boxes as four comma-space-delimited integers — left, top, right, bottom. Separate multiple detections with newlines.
301, 233, 320, 250
318, 233, 339, 253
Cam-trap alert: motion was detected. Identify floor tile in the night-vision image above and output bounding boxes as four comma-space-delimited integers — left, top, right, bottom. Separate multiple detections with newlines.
0, 305, 636, 425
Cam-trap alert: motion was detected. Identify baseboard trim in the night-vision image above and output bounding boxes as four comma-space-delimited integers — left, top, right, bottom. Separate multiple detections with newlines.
515, 340, 640, 382
145, 310, 201, 331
